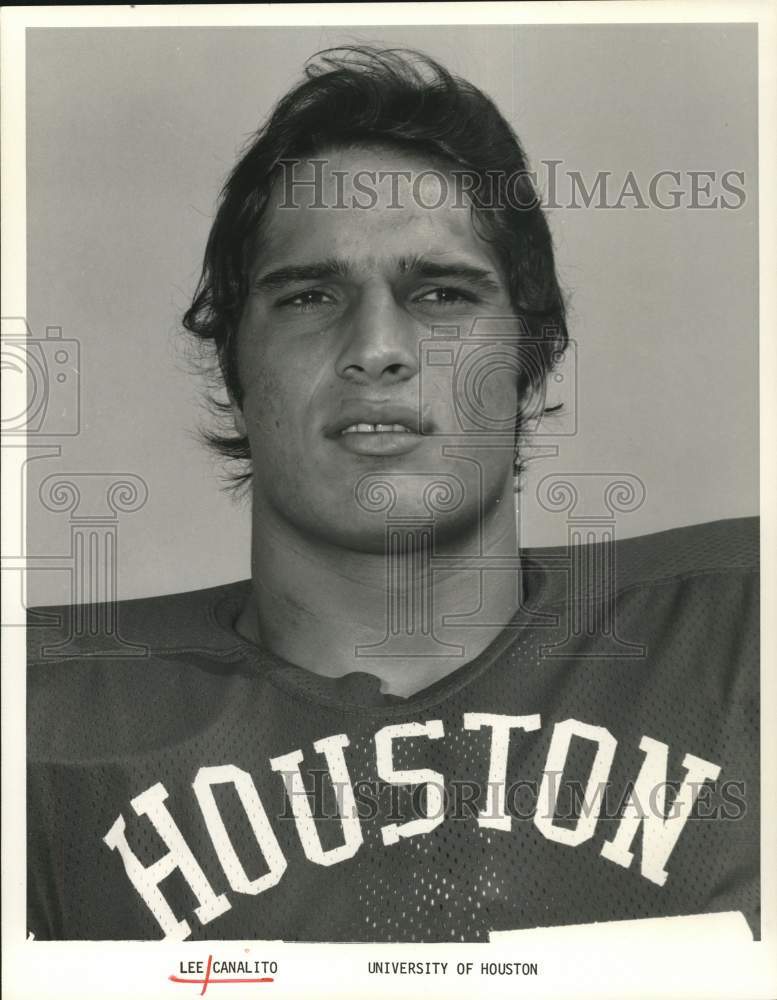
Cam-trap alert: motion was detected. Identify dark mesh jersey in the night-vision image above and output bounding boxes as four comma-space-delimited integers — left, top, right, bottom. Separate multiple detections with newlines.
27, 517, 759, 942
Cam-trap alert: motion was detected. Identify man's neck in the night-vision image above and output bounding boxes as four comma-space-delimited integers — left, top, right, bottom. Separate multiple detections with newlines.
235, 495, 522, 698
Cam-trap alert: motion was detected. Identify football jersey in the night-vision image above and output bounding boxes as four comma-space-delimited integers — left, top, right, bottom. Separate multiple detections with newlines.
26, 516, 759, 942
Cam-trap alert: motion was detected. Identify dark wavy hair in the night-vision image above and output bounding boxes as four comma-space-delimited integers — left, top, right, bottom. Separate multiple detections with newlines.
183, 46, 568, 491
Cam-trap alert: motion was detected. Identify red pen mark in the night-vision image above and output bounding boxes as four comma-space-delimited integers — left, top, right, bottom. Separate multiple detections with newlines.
169, 955, 274, 996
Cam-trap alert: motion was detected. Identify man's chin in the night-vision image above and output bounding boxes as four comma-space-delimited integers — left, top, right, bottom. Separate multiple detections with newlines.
300, 504, 495, 557
260, 467, 514, 555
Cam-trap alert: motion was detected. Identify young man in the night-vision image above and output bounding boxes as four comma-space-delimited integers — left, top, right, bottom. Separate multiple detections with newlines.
27, 47, 759, 942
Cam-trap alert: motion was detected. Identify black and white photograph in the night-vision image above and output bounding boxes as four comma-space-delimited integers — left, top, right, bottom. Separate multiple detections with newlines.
2, 3, 775, 999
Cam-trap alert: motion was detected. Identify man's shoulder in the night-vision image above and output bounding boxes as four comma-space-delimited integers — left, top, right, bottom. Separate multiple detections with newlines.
605, 514, 758, 590
26, 578, 251, 664
525, 515, 758, 604
26, 579, 254, 761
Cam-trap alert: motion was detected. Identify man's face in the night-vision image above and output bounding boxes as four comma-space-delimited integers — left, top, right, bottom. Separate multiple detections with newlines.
234, 146, 522, 552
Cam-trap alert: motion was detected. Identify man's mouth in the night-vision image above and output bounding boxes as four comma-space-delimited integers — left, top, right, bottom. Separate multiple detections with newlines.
326, 404, 430, 456
325, 403, 429, 437
340, 423, 413, 435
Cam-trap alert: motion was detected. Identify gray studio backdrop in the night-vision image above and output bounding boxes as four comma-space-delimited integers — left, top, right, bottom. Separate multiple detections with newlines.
24, 23, 758, 605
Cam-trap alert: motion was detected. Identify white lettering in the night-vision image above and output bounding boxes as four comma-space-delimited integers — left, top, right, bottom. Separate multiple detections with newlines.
463, 712, 541, 830
600, 735, 721, 885
375, 720, 445, 846
193, 765, 287, 894
534, 719, 617, 846
103, 782, 229, 940
269, 733, 363, 866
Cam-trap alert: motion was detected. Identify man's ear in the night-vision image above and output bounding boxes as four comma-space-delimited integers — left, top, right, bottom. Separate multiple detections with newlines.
228, 394, 247, 437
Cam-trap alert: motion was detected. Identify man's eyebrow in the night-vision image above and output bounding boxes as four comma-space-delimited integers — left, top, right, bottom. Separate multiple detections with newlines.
251, 258, 350, 291
252, 256, 504, 293
252, 259, 350, 291
399, 257, 503, 293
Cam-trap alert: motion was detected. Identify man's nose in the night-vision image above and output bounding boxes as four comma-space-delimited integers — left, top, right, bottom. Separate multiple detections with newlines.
334, 289, 420, 386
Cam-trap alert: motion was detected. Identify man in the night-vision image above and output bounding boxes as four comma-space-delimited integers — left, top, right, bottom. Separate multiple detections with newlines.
27, 47, 759, 942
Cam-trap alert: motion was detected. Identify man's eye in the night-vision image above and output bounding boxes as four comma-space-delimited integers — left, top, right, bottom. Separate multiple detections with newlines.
415, 287, 476, 306
278, 289, 335, 311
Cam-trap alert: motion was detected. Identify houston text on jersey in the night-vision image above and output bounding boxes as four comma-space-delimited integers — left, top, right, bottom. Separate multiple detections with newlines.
103, 712, 721, 940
